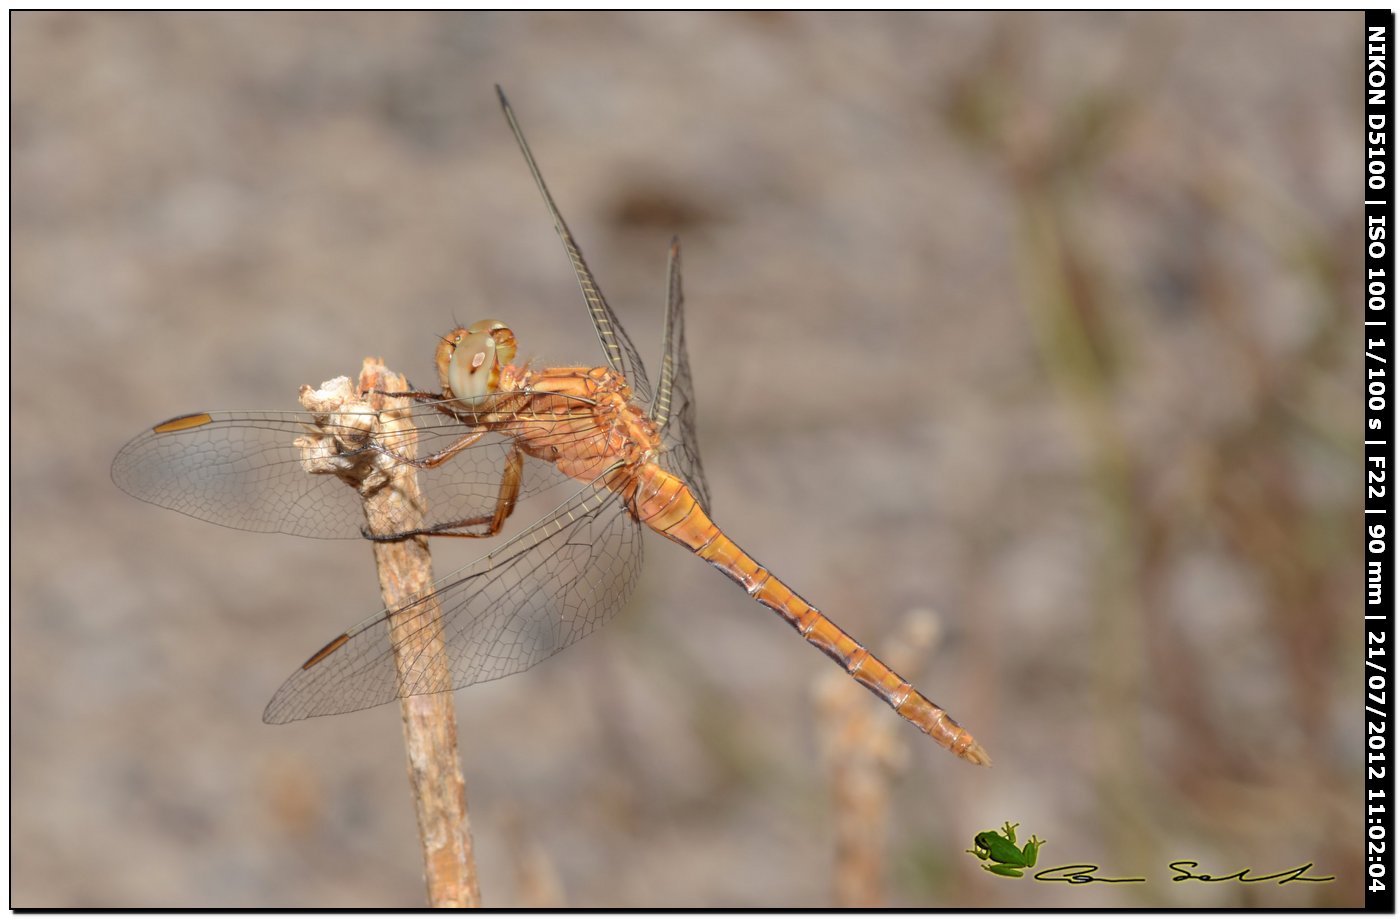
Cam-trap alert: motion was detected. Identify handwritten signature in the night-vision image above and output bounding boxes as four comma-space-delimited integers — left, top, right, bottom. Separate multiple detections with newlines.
1166, 861, 1335, 884
1030, 861, 1334, 885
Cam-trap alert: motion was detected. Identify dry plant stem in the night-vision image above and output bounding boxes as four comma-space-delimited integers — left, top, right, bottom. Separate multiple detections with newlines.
817, 611, 939, 907
356, 358, 482, 908
503, 807, 565, 907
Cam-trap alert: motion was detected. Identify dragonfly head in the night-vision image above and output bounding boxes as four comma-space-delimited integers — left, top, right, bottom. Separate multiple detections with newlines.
437, 320, 518, 404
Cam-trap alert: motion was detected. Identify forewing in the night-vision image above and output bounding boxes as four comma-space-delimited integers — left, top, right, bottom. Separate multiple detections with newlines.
649, 238, 711, 514
263, 477, 642, 723
111, 398, 592, 539
496, 86, 654, 404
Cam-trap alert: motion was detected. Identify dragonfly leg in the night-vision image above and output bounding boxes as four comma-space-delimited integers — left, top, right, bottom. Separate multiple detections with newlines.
364, 446, 524, 541
378, 428, 490, 471
367, 385, 441, 402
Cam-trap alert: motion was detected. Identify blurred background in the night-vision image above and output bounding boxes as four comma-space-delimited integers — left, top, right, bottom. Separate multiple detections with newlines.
13, 11, 1362, 907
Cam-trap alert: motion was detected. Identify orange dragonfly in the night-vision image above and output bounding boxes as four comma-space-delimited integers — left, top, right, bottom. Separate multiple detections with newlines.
112, 87, 988, 766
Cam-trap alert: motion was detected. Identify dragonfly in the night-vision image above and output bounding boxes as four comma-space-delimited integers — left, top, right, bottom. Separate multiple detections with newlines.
112, 87, 989, 766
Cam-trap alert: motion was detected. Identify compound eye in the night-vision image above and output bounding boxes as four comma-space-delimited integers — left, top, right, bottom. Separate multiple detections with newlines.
466, 319, 517, 365
446, 320, 516, 403
448, 328, 500, 402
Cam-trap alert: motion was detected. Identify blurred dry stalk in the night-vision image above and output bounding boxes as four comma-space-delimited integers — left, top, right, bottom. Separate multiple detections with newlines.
944, 17, 1360, 904
502, 806, 565, 908
309, 358, 481, 907
945, 22, 1160, 875
816, 610, 941, 907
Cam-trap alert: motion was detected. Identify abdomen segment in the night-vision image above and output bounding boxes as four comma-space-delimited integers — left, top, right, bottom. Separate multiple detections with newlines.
631, 464, 989, 766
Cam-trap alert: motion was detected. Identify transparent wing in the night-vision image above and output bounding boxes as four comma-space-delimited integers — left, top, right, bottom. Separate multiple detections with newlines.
496, 86, 654, 405
263, 476, 642, 723
111, 396, 594, 539
649, 237, 710, 514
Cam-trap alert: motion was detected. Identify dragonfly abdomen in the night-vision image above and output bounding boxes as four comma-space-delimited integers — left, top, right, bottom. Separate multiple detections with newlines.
630, 464, 989, 766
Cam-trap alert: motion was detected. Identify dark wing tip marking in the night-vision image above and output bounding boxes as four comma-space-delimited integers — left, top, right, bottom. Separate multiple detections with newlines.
301, 633, 350, 670
494, 85, 654, 404
152, 412, 214, 434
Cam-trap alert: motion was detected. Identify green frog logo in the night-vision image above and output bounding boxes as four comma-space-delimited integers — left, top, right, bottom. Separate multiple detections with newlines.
966, 821, 1045, 878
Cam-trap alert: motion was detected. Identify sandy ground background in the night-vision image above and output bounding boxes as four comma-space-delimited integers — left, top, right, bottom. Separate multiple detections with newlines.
13, 11, 1363, 907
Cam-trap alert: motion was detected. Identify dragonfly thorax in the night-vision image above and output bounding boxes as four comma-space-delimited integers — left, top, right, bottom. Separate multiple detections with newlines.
437, 320, 519, 405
